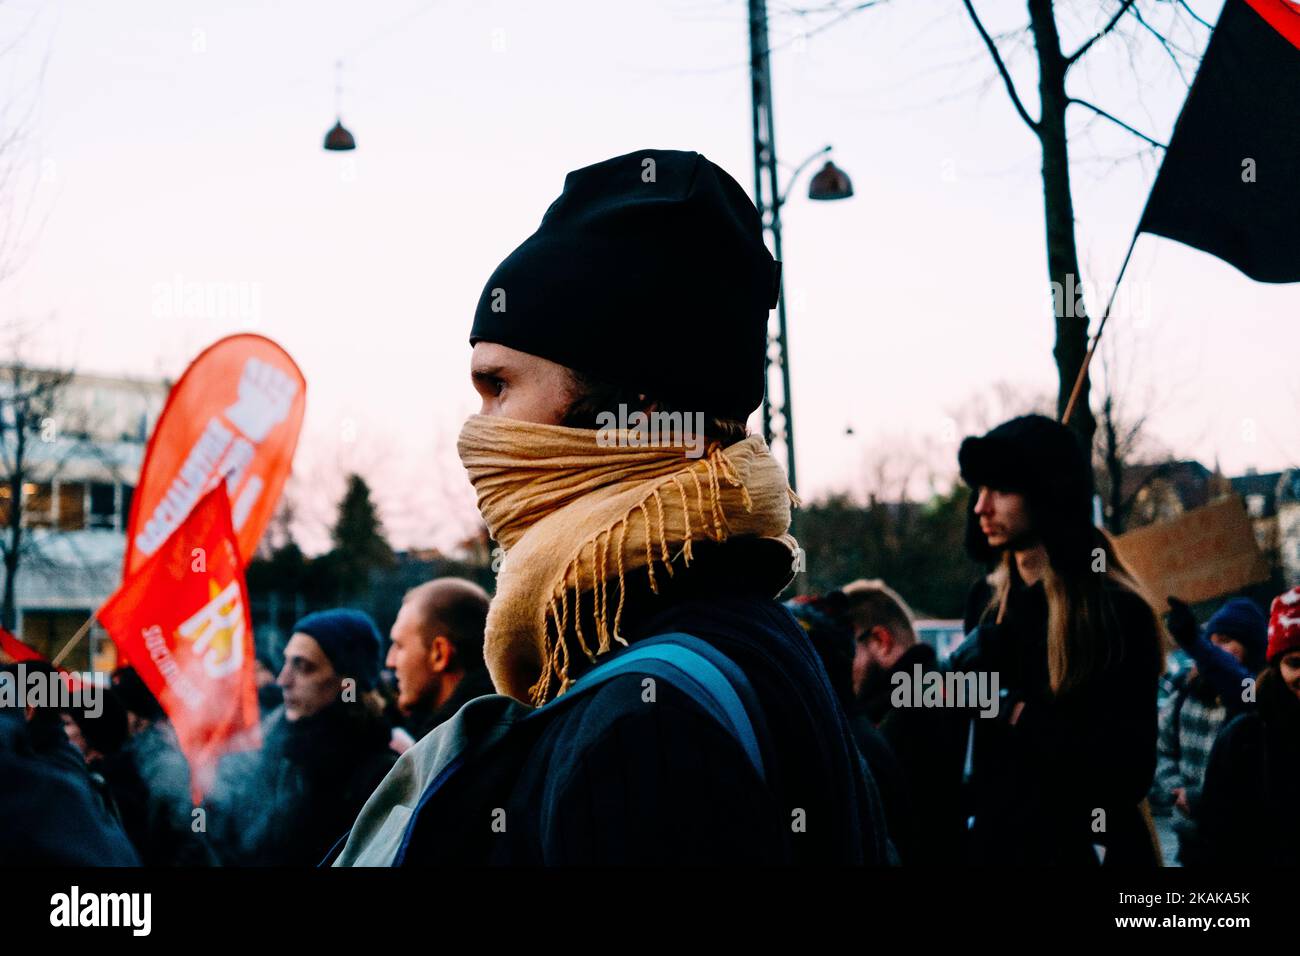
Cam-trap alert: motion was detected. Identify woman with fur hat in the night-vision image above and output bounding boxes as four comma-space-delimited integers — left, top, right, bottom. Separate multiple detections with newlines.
955, 414, 1166, 865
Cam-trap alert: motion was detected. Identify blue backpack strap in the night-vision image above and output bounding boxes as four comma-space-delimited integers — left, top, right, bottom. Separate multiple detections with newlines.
532, 631, 766, 785
392, 632, 766, 865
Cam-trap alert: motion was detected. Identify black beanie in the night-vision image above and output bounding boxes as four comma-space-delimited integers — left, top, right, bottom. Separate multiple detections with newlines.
958, 414, 1096, 572
470, 148, 780, 422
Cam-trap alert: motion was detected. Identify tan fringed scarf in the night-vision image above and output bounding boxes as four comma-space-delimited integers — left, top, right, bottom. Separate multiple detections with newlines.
457, 414, 799, 706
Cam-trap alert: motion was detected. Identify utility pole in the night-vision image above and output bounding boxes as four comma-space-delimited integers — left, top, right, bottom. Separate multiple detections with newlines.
748, 0, 797, 495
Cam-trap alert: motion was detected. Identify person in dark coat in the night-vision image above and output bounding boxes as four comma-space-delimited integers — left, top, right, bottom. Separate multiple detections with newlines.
1151, 597, 1268, 865
786, 592, 905, 863
1198, 586, 1300, 867
102, 667, 217, 866
838, 579, 968, 865
374, 149, 889, 865
0, 667, 138, 866
208, 609, 396, 866
955, 414, 1166, 866
1165, 596, 1267, 716
386, 578, 494, 741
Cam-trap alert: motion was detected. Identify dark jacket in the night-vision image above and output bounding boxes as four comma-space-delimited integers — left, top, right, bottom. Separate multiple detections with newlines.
861, 643, 968, 865
785, 594, 906, 862
0, 710, 139, 866
1197, 667, 1300, 867
397, 593, 891, 865
958, 576, 1162, 865
208, 701, 396, 866
403, 667, 497, 742
95, 721, 216, 866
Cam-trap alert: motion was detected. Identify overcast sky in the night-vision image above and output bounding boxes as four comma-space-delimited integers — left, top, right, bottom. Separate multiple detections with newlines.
1, 0, 1294, 552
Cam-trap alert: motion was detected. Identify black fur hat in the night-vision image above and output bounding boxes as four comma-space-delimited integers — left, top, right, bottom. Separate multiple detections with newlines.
958, 414, 1095, 573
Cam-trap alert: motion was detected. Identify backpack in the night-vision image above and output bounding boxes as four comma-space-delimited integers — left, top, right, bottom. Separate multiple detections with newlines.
326, 632, 765, 866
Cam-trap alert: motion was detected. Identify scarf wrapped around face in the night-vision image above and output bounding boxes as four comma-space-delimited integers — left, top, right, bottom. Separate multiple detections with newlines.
457, 414, 798, 705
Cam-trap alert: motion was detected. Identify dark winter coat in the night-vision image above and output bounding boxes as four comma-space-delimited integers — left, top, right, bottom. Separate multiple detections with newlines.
958, 575, 1163, 865
393, 592, 892, 865
403, 667, 497, 742
1197, 667, 1300, 867
208, 701, 396, 866
95, 721, 216, 866
0, 710, 139, 866
860, 642, 969, 865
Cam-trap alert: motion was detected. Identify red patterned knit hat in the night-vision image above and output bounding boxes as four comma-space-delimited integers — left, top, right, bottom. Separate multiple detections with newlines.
1267, 586, 1300, 663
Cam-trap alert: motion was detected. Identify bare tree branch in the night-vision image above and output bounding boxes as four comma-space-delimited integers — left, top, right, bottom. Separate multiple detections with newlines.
1176, 0, 1213, 31
1068, 97, 1166, 149
1130, 3, 1194, 86
961, 0, 1039, 132
1065, 0, 1138, 67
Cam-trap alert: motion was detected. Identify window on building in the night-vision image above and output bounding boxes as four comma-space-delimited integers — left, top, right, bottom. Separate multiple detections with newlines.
1247, 494, 1266, 518
89, 482, 116, 529
20, 610, 92, 671
23, 482, 53, 528
57, 481, 86, 530
121, 484, 134, 524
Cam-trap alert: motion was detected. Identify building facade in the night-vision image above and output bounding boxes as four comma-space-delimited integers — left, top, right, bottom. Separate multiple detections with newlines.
1, 368, 169, 670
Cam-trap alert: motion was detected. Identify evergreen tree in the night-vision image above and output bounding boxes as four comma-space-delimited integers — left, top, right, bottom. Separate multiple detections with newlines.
329, 474, 395, 596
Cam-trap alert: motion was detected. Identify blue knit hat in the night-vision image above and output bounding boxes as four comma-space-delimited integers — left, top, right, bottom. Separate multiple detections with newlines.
1205, 598, 1268, 669
291, 609, 382, 692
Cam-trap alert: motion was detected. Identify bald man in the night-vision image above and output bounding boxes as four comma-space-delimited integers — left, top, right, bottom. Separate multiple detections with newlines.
386, 578, 494, 740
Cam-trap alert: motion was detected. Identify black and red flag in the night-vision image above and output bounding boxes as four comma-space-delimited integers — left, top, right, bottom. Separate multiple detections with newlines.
1139, 0, 1300, 282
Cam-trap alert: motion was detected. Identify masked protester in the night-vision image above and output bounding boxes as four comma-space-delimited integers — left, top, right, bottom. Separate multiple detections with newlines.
1198, 586, 1300, 867
332, 148, 889, 866
209, 609, 396, 866
954, 414, 1166, 865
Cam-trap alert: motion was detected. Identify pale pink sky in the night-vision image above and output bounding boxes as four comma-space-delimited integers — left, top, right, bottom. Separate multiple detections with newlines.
1, 0, 1294, 552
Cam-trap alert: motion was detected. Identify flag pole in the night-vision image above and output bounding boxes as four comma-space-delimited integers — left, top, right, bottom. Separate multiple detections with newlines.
1061, 229, 1142, 426
51, 612, 97, 668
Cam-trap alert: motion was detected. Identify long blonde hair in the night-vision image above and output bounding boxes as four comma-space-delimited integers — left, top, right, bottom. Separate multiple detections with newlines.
985, 529, 1167, 695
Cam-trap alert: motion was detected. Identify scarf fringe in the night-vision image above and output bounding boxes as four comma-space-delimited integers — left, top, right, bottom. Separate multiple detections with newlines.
530, 441, 756, 705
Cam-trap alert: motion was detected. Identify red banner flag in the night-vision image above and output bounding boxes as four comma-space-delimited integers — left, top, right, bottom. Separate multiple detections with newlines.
124, 334, 306, 578
99, 487, 260, 802
0, 628, 46, 664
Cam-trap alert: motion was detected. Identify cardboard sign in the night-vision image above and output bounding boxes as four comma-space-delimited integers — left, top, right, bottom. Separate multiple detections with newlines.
1113, 496, 1271, 604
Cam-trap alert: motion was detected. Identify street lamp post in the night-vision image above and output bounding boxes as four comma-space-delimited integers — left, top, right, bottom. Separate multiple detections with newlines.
747, 1, 852, 497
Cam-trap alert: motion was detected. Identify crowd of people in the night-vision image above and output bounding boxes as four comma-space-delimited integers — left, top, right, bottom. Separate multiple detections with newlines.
3, 148, 1297, 867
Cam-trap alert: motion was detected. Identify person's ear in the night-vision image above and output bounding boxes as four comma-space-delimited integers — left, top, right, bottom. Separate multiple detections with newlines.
427, 635, 454, 673
870, 625, 894, 656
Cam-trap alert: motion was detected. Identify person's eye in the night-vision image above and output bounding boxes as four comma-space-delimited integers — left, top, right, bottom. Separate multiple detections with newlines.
489, 376, 506, 396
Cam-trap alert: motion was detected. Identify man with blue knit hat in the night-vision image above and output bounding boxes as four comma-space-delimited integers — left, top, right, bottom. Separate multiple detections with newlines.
1155, 595, 1268, 864
279, 609, 383, 720
207, 609, 396, 865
